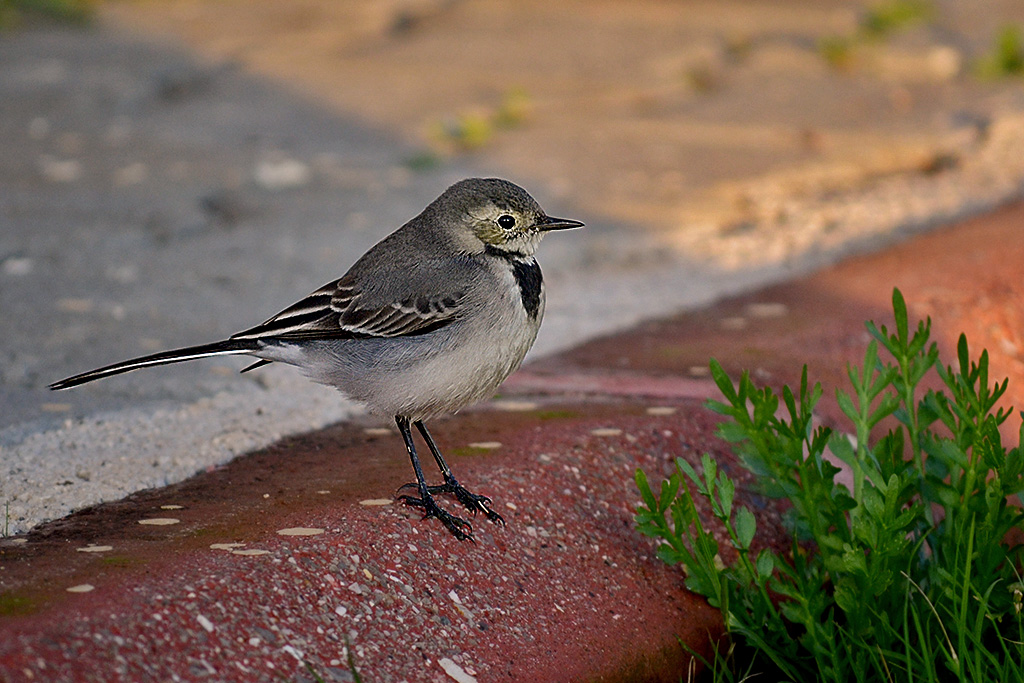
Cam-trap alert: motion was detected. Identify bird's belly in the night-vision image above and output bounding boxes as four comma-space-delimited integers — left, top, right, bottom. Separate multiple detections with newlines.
388, 326, 534, 418
269, 305, 540, 420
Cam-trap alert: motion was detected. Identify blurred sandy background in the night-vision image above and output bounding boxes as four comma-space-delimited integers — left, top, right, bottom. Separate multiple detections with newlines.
105, 0, 1024, 257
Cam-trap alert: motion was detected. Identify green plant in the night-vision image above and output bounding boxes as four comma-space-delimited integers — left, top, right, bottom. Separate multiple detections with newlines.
427, 87, 531, 154
493, 86, 532, 129
861, 0, 932, 39
0, 0, 94, 27
404, 150, 442, 173
818, 35, 856, 71
636, 289, 1024, 682
818, 0, 933, 70
976, 25, 1024, 79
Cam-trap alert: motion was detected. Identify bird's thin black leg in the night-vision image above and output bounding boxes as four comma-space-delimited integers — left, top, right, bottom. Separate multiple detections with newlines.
413, 420, 505, 527
393, 415, 473, 541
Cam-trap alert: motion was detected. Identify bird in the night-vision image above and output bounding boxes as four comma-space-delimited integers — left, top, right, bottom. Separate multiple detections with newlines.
50, 178, 584, 541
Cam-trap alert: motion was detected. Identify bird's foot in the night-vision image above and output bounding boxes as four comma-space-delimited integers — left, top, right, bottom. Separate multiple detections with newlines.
443, 481, 506, 527
399, 478, 506, 527
397, 491, 474, 541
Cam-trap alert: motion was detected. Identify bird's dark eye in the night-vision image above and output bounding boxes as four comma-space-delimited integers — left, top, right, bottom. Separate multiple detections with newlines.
497, 214, 516, 230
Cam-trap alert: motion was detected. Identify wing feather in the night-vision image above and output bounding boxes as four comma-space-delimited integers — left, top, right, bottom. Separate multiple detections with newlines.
231, 275, 465, 342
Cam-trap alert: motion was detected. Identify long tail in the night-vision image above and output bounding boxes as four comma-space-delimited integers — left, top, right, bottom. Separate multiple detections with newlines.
49, 339, 260, 390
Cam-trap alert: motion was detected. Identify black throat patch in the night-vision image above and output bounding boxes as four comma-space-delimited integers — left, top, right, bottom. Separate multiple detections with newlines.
486, 246, 543, 319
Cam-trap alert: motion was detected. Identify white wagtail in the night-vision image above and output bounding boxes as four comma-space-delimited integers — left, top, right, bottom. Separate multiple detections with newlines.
51, 178, 583, 540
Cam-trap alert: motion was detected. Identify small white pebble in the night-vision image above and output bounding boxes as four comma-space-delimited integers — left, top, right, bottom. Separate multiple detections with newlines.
196, 614, 214, 633
590, 428, 622, 437
467, 441, 501, 449
38, 155, 81, 183
504, 502, 518, 510
282, 644, 304, 662
138, 518, 180, 526
112, 161, 147, 187
646, 406, 677, 416
720, 316, 747, 331
491, 400, 538, 411
66, 584, 94, 593
210, 543, 245, 551
359, 498, 392, 506
746, 302, 788, 318
160, 504, 184, 510
76, 545, 113, 553
231, 549, 270, 556
439, 657, 477, 683
363, 427, 392, 436
2, 256, 34, 276
276, 527, 324, 536
254, 157, 310, 190
56, 298, 94, 314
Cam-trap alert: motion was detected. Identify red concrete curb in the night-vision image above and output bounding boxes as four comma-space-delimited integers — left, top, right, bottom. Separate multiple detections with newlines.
2, 400, 767, 682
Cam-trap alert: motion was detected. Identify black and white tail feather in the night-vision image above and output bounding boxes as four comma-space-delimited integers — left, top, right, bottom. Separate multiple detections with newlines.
48, 339, 259, 390
48, 274, 460, 390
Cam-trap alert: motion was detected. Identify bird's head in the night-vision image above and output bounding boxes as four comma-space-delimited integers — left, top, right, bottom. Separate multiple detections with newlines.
433, 178, 583, 257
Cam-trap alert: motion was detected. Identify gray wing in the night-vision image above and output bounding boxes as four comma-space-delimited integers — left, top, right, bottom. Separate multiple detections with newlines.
230, 266, 472, 343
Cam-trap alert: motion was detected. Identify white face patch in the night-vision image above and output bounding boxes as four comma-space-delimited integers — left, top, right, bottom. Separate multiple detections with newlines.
501, 230, 543, 256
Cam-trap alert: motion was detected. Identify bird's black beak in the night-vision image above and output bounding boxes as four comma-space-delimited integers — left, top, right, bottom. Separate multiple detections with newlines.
538, 215, 585, 232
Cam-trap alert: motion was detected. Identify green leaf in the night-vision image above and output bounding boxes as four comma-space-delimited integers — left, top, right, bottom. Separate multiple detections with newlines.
656, 544, 685, 566
718, 471, 735, 518
837, 389, 859, 423
828, 432, 857, 468
676, 457, 700, 488
756, 549, 775, 580
709, 358, 738, 405
892, 287, 908, 345
658, 475, 680, 514
833, 579, 860, 615
699, 454, 718, 493
735, 506, 756, 550
635, 469, 657, 510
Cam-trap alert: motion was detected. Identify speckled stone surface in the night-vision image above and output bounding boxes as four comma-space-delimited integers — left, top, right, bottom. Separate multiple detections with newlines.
1, 402, 749, 682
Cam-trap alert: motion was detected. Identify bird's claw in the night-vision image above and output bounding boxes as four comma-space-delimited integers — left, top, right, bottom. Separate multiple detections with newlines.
396, 479, 506, 527
449, 485, 505, 526
397, 492, 475, 541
